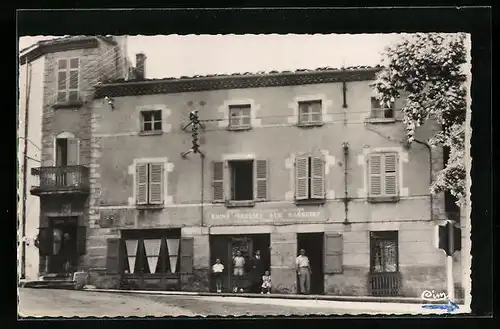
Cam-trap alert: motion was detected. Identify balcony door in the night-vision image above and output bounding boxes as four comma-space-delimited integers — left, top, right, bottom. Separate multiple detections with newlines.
55, 132, 79, 187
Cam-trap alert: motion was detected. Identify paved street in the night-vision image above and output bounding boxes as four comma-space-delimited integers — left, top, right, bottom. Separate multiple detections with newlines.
18, 288, 456, 317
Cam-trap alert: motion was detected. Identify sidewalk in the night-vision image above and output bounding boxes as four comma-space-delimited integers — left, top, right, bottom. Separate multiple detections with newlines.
83, 287, 469, 314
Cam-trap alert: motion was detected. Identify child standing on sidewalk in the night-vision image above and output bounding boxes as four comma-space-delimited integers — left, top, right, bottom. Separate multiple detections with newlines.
212, 258, 224, 293
261, 270, 272, 294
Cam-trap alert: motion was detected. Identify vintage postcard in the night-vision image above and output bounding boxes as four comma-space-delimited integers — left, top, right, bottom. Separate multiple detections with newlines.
17, 31, 472, 317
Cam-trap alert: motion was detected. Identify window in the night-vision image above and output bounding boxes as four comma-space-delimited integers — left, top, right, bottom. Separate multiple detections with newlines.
212, 159, 268, 204
106, 231, 194, 276
370, 231, 398, 273
295, 155, 325, 202
57, 58, 80, 103
136, 162, 164, 205
230, 160, 254, 201
298, 100, 322, 125
370, 97, 394, 119
141, 110, 162, 133
229, 105, 251, 129
368, 153, 399, 199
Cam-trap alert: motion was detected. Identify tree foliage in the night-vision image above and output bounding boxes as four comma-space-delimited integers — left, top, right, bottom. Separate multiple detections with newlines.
372, 33, 468, 206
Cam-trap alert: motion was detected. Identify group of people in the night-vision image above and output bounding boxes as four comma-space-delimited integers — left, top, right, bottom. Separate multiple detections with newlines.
212, 248, 312, 295
212, 250, 272, 294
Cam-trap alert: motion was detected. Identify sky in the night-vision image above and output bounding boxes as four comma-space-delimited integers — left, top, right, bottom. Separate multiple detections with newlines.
19, 34, 404, 79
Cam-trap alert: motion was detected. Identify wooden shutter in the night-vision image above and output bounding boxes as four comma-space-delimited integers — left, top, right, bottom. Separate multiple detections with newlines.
179, 237, 194, 274
149, 163, 164, 204
254, 159, 268, 201
77, 226, 86, 255
368, 154, 382, 196
383, 154, 398, 196
66, 138, 79, 166
106, 238, 123, 275
324, 233, 343, 274
311, 156, 325, 199
295, 156, 309, 200
38, 227, 53, 257
136, 163, 148, 205
212, 161, 224, 202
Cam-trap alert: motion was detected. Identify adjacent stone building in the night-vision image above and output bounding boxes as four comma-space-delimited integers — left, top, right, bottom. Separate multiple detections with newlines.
23, 35, 130, 279
83, 63, 460, 297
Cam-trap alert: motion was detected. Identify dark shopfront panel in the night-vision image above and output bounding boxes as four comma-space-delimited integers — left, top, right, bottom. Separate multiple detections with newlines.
111, 228, 188, 291
209, 233, 271, 293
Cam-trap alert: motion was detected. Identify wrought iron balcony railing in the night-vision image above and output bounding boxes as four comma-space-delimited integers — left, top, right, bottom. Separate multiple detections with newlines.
368, 271, 402, 297
30, 166, 90, 195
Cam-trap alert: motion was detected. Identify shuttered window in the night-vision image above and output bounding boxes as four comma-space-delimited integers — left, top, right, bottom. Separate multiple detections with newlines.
295, 155, 325, 201
370, 97, 395, 119
212, 161, 224, 202
56, 58, 80, 103
324, 233, 343, 274
368, 153, 399, 197
212, 159, 269, 203
254, 159, 268, 201
135, 162, 165, 205
106, 238, 123, 275
180, 237, 194, 274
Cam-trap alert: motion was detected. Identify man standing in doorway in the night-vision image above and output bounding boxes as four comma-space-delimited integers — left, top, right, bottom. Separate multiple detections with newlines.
296, 248, 311, 294
250, 250, 264, 293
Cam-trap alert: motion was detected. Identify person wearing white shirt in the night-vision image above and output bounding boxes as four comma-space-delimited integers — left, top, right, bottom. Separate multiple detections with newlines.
212, 258, 224, 293
232, 250, 246, 292
296, 249, 311, 294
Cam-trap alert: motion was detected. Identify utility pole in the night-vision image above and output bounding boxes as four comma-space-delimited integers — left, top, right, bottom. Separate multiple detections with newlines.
438, 219, 461, 301
21, 57, 32, 280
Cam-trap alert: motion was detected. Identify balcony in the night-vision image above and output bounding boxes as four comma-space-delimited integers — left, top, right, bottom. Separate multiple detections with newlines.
30, 166, 90, 196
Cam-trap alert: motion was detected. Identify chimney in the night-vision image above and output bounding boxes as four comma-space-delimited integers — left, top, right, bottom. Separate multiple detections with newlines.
135, 53, 146, 80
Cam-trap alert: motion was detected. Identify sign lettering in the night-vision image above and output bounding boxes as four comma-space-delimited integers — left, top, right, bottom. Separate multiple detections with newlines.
209, 208, 322, 221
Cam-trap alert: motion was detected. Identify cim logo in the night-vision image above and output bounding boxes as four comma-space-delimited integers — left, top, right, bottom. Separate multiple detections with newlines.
421, 290, 448, 301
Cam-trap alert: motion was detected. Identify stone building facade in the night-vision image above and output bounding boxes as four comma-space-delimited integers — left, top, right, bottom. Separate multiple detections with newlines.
24, 36, 129, 278
84, 65, 460, 297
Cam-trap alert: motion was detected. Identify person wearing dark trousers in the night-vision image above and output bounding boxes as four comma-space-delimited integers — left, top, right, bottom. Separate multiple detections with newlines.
250, 250, 264, 293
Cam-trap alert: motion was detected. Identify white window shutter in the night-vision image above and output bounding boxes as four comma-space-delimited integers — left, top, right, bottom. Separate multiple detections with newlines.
136, 163, 148, 205
254, 159, 268, 201
369, 154, 382, 196
149, 163, 164, 204
212, 161, 224, 202
384, 154, 398, 196
295, 156, 309, 200
311, 156, 325, 199
66, 138, 79, 166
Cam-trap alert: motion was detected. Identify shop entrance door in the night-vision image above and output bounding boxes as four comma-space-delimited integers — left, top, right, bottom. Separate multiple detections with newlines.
297, 232, 325, 294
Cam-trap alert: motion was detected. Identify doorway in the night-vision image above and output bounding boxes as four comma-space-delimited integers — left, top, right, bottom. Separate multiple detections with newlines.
209, 234, 271, 293
48, 217, 78, 273
297, 232, 324, 294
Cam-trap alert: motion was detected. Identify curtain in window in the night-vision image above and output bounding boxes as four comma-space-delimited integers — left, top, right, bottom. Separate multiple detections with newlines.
373, 239, 397, 273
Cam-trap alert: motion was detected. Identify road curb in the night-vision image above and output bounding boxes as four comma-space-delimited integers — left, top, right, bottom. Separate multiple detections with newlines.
83, 288, 461, 305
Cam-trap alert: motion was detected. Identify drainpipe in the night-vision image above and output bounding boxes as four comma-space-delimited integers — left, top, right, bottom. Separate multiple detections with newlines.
21, 57, 32, 279
342, 142, 350, 225
413, 139, 433, 221
200, 153, 205, 227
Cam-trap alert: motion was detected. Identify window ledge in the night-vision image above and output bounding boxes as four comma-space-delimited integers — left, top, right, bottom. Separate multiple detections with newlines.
367, 196, 400, 203
297, 122, 324, 128
52, 100, 84, 109
136, 204, 164, 210
225, 200, 256, 208
227, 126, 252, 131
294, 198, 326, 206
365, 118, 397, 124
138, 131, 163, 136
